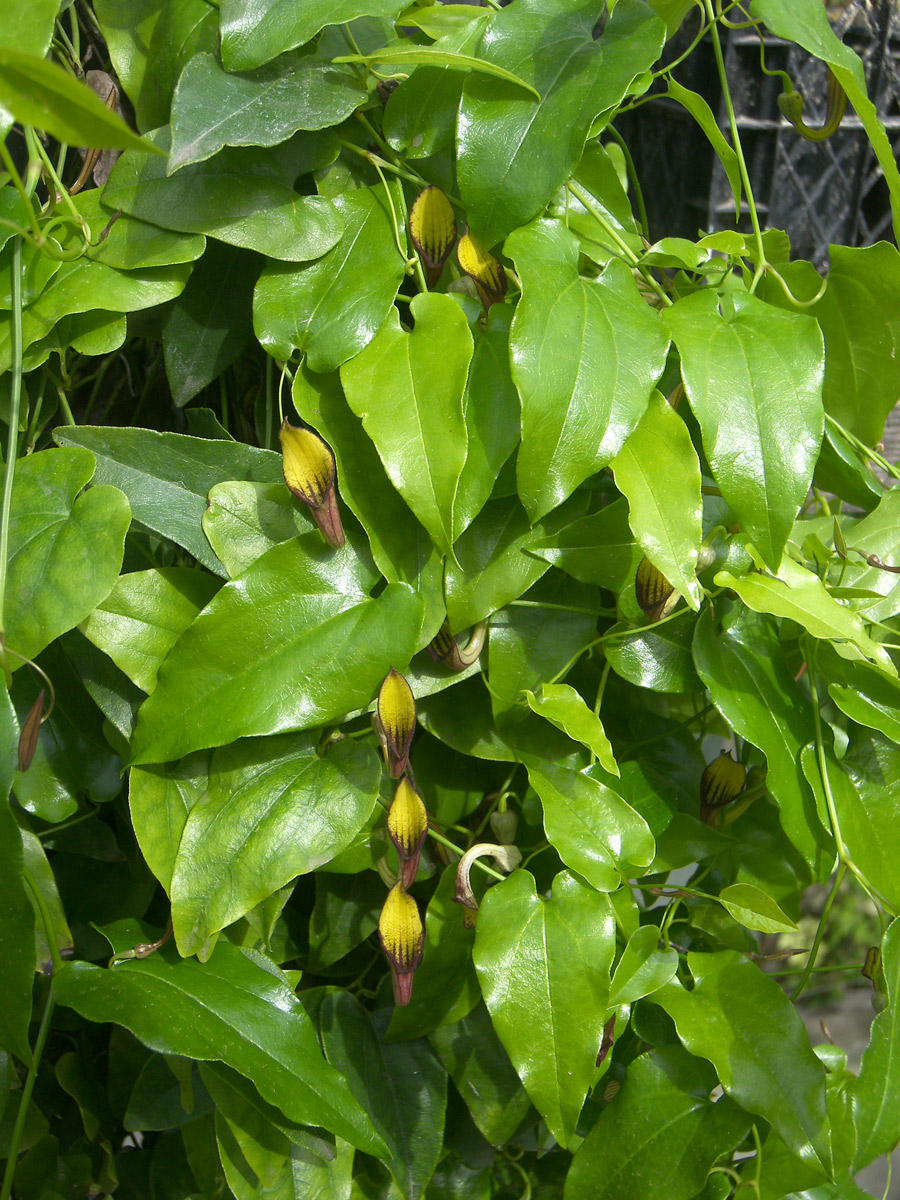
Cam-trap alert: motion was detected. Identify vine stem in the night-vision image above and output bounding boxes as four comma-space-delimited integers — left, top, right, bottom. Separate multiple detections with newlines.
789, 863, 846, 1002
0, 989, 55, 1200
0, 238, 24, 674
703, 0, 767, 290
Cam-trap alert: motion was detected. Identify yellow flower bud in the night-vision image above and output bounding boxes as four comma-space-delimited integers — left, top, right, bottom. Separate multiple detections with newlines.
635, 557, 679, 622
387, 778, 428, 888
409, 186, 457, 286
375, 668, 416, 778
378, 882, 424, 1006
279, 419, 344, 548
700, 750, 746, 820
457, 231, 507, 312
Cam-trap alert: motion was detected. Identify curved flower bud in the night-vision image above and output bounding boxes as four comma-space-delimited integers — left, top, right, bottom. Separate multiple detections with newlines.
279, 419, 344, 548
17, 688, 45, 773
458, 231, 507, 312
375, 668, 416, 777
778, 69, 846, 142
489, 807, 518, 846
378, 882, 424, 1006
453, 842, 522, 914
427, 619, 488, 671
700, 750, 746, 822
387, 778, 428, 888
409, 185, 457, 286
635, 557, 680, 622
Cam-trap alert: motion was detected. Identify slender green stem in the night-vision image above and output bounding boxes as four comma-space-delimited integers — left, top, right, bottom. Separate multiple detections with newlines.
547, 634, 605, 686
508, 600, 611, 616
789, 864, 846, 1002
338, 139, 431, 192
807, 653, 847, 861
602, 126, 649, 238
826, 413, 900, 480
0, 143, 41, 240
0, 238, 24, 651
0, 989, 56, 1200
427, 827, 505, 880
55, 386, 76, 427
703, 0, 767, 290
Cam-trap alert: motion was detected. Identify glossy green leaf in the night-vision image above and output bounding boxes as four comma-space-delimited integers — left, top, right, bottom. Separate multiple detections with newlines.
550, 142, 643, 263
717, 884, 798, 935
130, 539, 423, 763
654, 950, 830, 1171
103, 130, 343, 263
0, 688, 33, 1065
565, 1044, 750, 1200
454, 306, 521, 538
528, 497, 641, 591
838, 489, 900, 623
386, 865, 481, 1042
429, 1002, 532, 1148
307, 872, 384, 971
507, 220, 670, 521
93, 0, 217, 131
54, 426, 282, 575
0, 47, 164, 154
72, 189, 207, 271
715, 552, 894, 675
664, 289, 824, 570
665, 79, 741, 215
53, 943, 387, 1155
130, 755, 210, 892
525, 684, 618, 776
852, 918, 900, 1168
473, 870, 616, 1146
608, 925, 679, 1008
20, 827, 73, 974
693, 607, 833, 877
605, 613, 704, 694
5, 447, 131, 667
81, 568, 220, 694
202, 482, 315, 579
320, 992, 447, 1199
220, 0, 408, 71
417, 677, 518, 764
169, 50, 365, 171
751, 0, 900, 241
340, 292, 472, 557
292, 367, 445, 641
612, 390, 702, 610
126, 1055, 213, 1132
254, 186, 405, 371
170, 734, 380, 955
457, 0, 665, 246
529, 763, 655, 891
2, 0, 58, 57
820, 647, 900, 745
162, 241, 258, 407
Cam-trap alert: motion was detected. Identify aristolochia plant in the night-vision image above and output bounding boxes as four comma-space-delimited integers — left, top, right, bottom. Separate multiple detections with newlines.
1, 0, 899, 1196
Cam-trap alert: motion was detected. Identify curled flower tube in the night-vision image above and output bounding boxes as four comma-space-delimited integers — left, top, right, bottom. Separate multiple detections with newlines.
427, 618, 488, 671
375, 668, 416, 778
387, 777, 428, 888
452, 842, 522, 915
378, 882, 424, 1006
279, 419, 344, 548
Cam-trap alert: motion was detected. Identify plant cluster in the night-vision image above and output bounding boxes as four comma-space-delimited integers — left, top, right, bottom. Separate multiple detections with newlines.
1, 0, 899, 1197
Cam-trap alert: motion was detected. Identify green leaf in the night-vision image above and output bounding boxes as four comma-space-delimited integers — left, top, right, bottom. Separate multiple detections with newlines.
528, 763, 655, 891
750, 0, 900, 243
0, 47, 165, 154
550, 142, 643, 263
53, 943, 387, 1156
169, 50, 366, 172
162, 241, 258, 408
307, 872, 385, 971
664, 290, 824, 570
473, 870, 616, 1147
605, 614, 704, 694
130, 754, 210, 892
611, 390, 703, 610
292, 367, 444, 641
320, 992, 447, 1200
81, 568, 220, 694
525, 684, 618, 776
817, 643, 900, 745
608, 925, 679, 1008
169, 734, 380, 955
457, 0, 665, 247
337, 45, 540, 98
692, 607, 833, 877
507, 220, 670, 521
5, 447, 131, 666
386, 864, 481, 1043
103, 130, 344, 263
72, 189, 207, 271
340, 292, 472, 557
762, 245, 900, 446
851, 918, 900, 1168
717, 884, 798, 935
220, 0, 408, 70
130, 539, 423, 763
564, 1044, 750, 1200
654, 950, 830, 1172
0, 688, 33, 1065
92, 0, 218, 132
528, 497, 641, 592
429, 1002, 532, 1148
202, 481, 316, 579
53, 426, 282, 575
254, 186, 405, 371
20, 827, 73, 973
837, 489, 900, 623
715, 552, 894, 675
1, 0, 58, 57
665, 79, 741, 216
